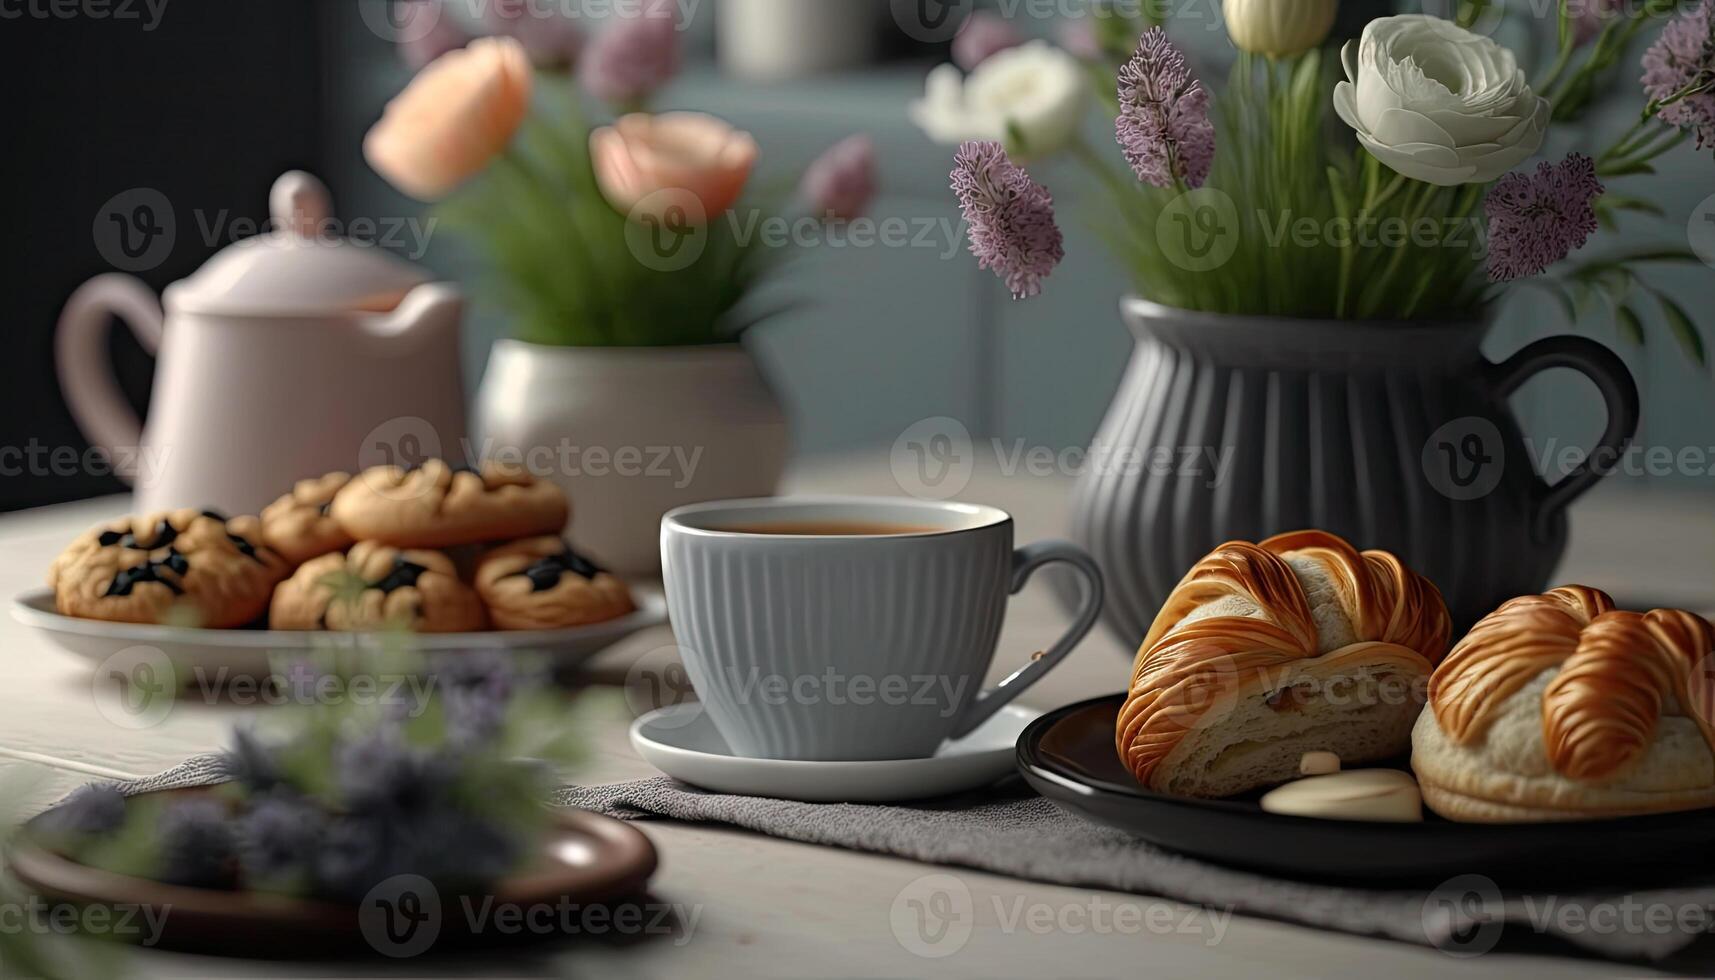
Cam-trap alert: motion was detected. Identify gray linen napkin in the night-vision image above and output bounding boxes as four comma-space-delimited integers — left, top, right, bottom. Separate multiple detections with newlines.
85, 758, 1715, 963
552, 774, 1715, 964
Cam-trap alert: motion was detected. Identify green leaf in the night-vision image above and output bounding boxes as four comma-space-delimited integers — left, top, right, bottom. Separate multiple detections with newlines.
1654, 291, 1707, 365
1616, 303, 1648, 346
1598, 160, 1659, 177
1289, 49, 1322, 111
1598, 267, 1635, 298
1600, 195, 1667, 218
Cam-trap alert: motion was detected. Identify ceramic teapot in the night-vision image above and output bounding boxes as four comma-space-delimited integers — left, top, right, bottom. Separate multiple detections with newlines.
57, 172, 468, 515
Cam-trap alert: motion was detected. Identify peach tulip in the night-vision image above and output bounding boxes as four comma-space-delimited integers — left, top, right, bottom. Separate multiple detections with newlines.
589, 112, 759, 222
364, 36, 533, 201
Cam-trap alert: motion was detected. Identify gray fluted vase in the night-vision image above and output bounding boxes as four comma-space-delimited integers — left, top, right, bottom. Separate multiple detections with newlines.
1067, 297, 1640, 643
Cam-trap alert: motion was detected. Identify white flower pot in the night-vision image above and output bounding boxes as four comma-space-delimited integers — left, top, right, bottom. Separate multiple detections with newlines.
717, 0, 877, 81
473, 339, 790, 575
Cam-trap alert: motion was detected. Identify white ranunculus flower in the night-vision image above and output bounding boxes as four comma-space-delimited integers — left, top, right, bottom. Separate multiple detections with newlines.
1332, 15, 1549, 186
910, 41, 1087, 161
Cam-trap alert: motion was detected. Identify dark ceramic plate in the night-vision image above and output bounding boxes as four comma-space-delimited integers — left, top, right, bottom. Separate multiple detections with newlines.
7, 789, 659, 957
1017, 694, 1715, 889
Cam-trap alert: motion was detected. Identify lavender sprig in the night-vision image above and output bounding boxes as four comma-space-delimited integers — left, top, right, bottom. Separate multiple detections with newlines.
1641, 0, 1715, 150
1115, 28, 1216, 189
1485, 153, 1604, 283
950, 140, 1065, 300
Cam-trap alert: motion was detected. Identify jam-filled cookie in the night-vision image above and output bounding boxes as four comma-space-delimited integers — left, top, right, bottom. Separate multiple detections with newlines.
50, 510, 288, 628
270, 541, 486, 633
260, 471, 353, 565
474, 537, 634, 630
330, 460, 568, 549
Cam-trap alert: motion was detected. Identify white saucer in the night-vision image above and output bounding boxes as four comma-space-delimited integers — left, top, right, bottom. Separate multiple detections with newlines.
628, 703, 1039, 802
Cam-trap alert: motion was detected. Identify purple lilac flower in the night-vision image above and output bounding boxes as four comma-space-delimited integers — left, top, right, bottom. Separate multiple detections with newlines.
1115, 28, 1216, 189
801, 135, 877, 221
1485, 153, 1604, 283
1057, 17, 1102, 60
578, 10, 682, 107
236, 792, 326, 890
220, 727, 285, 793
486, 0, 585, 69
437, 649, 519, 744
1571, 0, 1617, 46
313, 812, 408, 902
1641, 0, 1715, 150
155, 797, 238, 889
950, 140, 1065, 300
38, 784, 126, 839
953, 12, 1025, 70
335, 727, 454, 815
397, 1, 469, 70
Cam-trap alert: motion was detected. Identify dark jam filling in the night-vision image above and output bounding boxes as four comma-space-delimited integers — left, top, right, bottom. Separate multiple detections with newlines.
512, 546, 602, 593
98, 512, 265, 599
106, 549, 189, 596
227, 533, 262, 563
371, 557, 430, 594
99, 519, 178, 551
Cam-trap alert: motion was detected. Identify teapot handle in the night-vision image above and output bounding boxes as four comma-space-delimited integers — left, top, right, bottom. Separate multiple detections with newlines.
55, 274, 164, 483
1490, 335, 1640, 544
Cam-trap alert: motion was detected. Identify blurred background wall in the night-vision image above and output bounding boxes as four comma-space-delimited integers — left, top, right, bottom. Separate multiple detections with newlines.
4, 0, 1710, 511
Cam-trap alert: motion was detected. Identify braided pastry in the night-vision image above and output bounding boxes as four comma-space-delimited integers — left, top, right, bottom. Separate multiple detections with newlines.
1412, 586, 1715, 821
1117, 531, 1451, 798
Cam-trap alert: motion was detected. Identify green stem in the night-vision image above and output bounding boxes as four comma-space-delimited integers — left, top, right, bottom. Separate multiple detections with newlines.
1599, 116, 1653, 163
1337, 155, 1380, 318
1368, 172, 1410, 213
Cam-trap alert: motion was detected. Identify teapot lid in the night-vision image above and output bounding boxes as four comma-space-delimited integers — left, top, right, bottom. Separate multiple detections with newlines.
166, 171, 430, 316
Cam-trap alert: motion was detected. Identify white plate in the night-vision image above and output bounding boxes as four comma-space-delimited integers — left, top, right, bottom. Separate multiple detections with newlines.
11, 587, 667, 680
629, 703, 1039, 802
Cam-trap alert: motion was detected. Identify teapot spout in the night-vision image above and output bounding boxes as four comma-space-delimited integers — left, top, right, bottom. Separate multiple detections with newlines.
364, 282, 464, 344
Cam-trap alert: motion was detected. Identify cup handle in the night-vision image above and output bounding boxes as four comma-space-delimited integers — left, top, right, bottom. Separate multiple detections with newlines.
947, 540, 1104, 740
1489, 335, 1640, 544
55, 273, 164, 483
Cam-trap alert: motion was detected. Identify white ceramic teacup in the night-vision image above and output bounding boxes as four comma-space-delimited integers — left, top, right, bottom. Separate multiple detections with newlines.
660, 496, 1104, 761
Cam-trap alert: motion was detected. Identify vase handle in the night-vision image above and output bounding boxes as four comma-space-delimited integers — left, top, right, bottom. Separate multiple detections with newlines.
1490, 335, 1640, 543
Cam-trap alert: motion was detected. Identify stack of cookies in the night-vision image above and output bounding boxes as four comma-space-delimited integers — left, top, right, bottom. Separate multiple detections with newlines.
48, 460, 635, 633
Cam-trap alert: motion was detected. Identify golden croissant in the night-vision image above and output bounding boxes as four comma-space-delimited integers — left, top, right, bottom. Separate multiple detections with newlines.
1117, 530, 1451, 798
1412, 586, 1715, 822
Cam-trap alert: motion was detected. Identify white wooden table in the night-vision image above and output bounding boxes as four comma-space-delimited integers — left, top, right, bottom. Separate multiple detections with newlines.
2, 455, 1710, 978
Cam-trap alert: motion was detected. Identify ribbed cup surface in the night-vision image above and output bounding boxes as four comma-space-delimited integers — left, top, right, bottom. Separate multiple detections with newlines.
662, 523, 1012, 760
